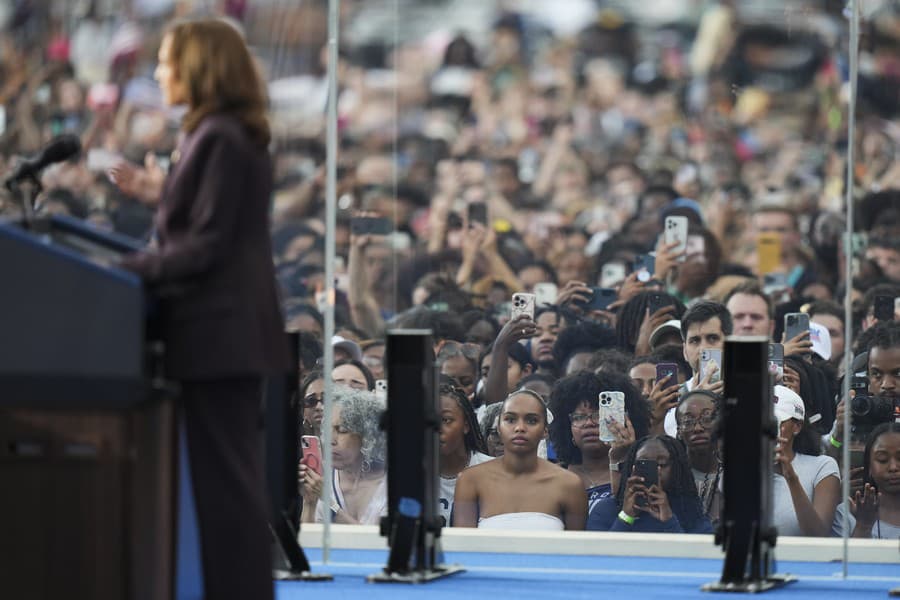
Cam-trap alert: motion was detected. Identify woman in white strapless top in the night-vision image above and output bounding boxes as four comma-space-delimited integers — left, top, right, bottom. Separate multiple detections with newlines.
478, 512, 565, 531
453, 390, 586, 530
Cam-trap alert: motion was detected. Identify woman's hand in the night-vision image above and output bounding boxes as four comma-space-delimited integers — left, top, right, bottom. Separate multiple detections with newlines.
654, 239, 683, 280
556, 280, 593, 311
641, 482, 673, 523
635, 305, 676, 356
774, 436, 797, 482
622, 475, 647, 518
783, 330, 813, 358
849, 483, 879, 533
648, 374, 681, 426
607, 414, 636, 464
298, 462, 323, 505
494, 313, 537, 351
616, 272, 644, 304
693, 362, 724, 395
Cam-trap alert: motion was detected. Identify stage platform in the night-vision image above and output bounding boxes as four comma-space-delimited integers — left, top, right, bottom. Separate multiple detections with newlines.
270, 525, 900, 599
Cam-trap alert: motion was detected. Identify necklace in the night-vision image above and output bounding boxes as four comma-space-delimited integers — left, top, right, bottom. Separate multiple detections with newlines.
575, 464, 604, 489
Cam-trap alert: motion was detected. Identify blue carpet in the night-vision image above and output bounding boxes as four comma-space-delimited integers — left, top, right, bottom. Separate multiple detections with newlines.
275, 548, 900, 599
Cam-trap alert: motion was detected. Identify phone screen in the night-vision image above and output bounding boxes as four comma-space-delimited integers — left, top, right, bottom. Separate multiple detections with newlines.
467, 202, 488, 226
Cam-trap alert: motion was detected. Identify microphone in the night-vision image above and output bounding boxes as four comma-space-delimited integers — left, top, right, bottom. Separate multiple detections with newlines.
4, 134, 82, 190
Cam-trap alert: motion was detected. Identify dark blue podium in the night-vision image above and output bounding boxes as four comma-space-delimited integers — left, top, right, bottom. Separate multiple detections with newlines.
0, 215, 177, 600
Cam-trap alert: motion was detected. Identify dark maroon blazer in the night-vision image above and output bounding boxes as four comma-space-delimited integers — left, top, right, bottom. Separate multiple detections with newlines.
121, 113, 291, 380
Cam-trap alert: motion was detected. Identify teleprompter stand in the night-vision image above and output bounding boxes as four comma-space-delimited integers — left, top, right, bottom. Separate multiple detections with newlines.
267, 333, 332, 582
368, 330, 464, 584
702, 337, 796, 594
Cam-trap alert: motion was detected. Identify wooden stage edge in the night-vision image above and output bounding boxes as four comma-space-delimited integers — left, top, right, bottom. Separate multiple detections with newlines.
299, 524, 898, 564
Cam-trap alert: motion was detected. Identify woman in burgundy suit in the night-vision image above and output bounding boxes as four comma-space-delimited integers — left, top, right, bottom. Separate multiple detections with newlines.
120, 19, 289, 600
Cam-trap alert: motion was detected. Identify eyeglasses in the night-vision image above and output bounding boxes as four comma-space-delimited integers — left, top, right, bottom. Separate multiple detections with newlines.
302, 393, 324, 408
678, 412, 717, 431
569, 411, 601, 426
436, 340, 481, 361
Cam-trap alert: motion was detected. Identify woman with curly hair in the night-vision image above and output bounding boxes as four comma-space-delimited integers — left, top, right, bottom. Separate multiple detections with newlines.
299, 388, 387, 524
548, 372, 651, 512
587, 435, 712, 533
438, 376, 493, 526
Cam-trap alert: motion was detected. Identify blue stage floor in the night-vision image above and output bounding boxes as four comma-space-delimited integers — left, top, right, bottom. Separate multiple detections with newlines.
275, 548, 900, 599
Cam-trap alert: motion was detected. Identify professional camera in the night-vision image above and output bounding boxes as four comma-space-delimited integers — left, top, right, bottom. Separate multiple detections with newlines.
848, 373, 900, 436
850, 393, 898, 426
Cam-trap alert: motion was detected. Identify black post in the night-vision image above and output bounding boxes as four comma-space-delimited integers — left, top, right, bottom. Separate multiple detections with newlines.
267, 332, 331, 581
703, 336, 795, 593
369, 329, 464, 583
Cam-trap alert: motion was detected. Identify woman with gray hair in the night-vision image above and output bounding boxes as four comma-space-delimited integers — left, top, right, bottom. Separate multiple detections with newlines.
299, 388, 387, 524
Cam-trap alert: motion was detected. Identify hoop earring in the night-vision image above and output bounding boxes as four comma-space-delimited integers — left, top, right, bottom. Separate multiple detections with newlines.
362, 458, 371, 473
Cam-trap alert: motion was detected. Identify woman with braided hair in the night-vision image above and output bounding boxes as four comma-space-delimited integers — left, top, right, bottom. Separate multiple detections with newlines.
438, 375, 493, 526
587, 435, 712, 533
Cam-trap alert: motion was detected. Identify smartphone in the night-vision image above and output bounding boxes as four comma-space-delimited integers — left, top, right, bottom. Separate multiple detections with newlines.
86, 148, 123, 172
656, 362, 679, 386
633, 254, 655, 283
768, 343, 784, 379
757, 233, 782, 275
700, 348, 723, 384
633, 459, 659, 488
874, 295, 895, 322
600, 262, 627, 288
633, 458, 659, 506
375, 379, 387, 400
664, 216, 689, 262
597, 391, 626, 443
784, 312, 810, 344
533, 282, 558, 306
467, 202, 488, 227
300, 435, 322, 476
350, 216, 393, 236
647, 292, 671, 316
511, 292, 536, 321
586, 287, 617, 311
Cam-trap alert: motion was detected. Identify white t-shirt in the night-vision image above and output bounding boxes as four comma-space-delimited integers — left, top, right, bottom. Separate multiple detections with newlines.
440, 452, 494, 527
772, 453, 840, 537
664, 380, 694, 437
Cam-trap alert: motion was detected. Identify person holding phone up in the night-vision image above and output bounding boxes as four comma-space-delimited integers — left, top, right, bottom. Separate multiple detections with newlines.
586, 435, 712, 533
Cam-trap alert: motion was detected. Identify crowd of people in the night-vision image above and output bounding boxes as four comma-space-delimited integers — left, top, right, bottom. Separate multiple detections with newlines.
2, 1, 900, 538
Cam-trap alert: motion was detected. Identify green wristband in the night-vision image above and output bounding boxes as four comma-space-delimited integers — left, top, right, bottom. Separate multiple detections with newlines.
829, 435, 842, 449
618, 510, 636, 526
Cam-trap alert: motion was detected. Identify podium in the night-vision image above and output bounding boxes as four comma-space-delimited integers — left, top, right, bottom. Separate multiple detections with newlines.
0, 215, 177, 600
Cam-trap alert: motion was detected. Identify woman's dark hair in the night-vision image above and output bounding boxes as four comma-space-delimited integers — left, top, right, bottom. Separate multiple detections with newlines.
615, 292, 686, 354
863, 423, 900, 490
333, 358, 376, 391
552, 321, 617, 372
439, 375, 488, 455
436, 340, 480, 378
460, 309, 500, 346
297, 331, 323, 372
548, 371, 651, 466
784, 357, 835, 438
616, 435, 706, 532
166, 19, 271, 145
300, 369, 324, 397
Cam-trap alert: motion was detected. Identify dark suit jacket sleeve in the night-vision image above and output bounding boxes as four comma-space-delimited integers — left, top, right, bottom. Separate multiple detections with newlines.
121, 133, 245, 285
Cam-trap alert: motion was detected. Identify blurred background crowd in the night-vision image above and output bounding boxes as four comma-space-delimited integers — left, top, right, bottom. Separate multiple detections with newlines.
3, 0, 900, 537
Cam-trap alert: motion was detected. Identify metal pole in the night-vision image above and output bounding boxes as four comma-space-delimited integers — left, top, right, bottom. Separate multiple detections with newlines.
321, 0, 341, 565
841, 0, 860, 579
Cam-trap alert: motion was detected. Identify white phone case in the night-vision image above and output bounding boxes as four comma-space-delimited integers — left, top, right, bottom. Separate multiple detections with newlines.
511, 293, 536, 321
665, 216, 689, 262
597, 391, 625, 443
